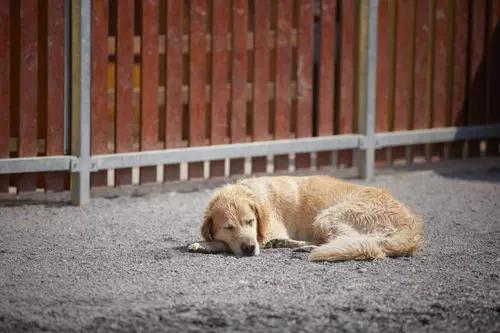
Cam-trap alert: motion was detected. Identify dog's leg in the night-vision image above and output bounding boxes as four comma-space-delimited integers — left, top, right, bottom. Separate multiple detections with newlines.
264, 239, 315, 249
308, 189, 422, 262
187, 240, 229, 254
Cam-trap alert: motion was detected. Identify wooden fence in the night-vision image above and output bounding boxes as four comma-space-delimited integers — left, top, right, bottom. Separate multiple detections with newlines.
0, 0, 67, 194
376, 0, 500, 164
89, 0, 361, 187
0, 0, 499, 197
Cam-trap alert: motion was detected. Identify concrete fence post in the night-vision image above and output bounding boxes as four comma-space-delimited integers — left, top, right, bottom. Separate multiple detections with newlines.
70, 0, 91, 205
357, 0, 378, 181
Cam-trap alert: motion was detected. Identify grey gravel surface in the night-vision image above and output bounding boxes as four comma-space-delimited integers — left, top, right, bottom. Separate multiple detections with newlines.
1, 168, 500, 333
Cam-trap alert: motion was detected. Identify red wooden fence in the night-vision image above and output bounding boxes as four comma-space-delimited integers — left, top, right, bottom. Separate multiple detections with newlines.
375, 0, 500, 165
1, 0, 499, 195
1, 0, 67, 194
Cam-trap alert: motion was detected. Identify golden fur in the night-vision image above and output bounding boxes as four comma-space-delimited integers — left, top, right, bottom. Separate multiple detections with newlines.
188, 175, 423, 262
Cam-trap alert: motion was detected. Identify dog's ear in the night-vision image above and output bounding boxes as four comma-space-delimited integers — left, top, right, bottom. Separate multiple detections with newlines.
201, 215, 214, 241
250, 200, 269, 243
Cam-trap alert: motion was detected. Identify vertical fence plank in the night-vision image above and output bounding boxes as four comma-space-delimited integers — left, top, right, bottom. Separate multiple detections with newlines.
0, 0, 10, 192
486, 0, 500, 156
274, 0, 293, 172
412, 0, 431, 161
210, 0, 229, 178
140, 0, 159, 184
188, 0, 208, 179
392, 0, 414, 162
38, 0, 48, 192
450, 0, 469, 158
17, 0, 38, 193
251, 0, 270, 174
375, 0, 392, 166
431, 0, 452, 159
165, 0, 184, 181
115, 0, 135, 186
295, 0, 313, 170
45, 0, 66, 192
338, 0, 357, 167
467, 0, 486, 157
91, 0, 108, 187
316, 0, 336, 170
230, 0, 248, 176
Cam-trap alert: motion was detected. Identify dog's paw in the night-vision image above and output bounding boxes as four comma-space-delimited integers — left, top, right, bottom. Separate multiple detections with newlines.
264, 239, 289, 249
187, 242, 204, 253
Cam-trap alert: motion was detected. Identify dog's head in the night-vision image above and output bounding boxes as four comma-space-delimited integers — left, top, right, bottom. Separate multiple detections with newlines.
201, 184, 268, 256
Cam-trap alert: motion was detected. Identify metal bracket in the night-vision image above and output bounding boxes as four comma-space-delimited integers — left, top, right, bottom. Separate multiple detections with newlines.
69, 158, 98, 172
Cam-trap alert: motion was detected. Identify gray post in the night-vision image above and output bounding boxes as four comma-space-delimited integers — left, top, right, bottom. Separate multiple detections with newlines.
357, 0, 378, 181
70, 0, 91, 205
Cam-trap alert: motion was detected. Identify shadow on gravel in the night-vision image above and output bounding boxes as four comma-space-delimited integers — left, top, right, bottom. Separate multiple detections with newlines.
0, 198, 70, 208
435, 166, 500, 183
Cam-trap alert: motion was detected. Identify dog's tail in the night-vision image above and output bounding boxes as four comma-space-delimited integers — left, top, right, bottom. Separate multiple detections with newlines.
309, 218, 422, 262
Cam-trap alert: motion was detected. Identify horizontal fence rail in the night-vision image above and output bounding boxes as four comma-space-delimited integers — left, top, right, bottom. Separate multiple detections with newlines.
0, 0, 499, 204
2, 124, 500, 174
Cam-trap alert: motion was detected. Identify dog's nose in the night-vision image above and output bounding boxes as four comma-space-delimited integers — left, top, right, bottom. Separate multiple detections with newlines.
241, 244, 256, 256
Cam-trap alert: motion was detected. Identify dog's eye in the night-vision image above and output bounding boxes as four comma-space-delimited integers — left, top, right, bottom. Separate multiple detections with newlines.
245, 219, 254, 225
224, 225, 234, 230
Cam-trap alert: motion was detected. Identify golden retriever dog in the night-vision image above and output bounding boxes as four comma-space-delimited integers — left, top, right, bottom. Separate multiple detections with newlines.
188, 176, 422, 262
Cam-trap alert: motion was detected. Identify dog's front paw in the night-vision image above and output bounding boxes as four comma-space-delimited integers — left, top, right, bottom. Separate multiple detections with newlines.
187, 242, 205, 253
264, 239, 288, 248
187, 240, 229, 254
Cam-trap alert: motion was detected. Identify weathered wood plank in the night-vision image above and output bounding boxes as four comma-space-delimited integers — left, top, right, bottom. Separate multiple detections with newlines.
140, 0, 160, 184
392, 0, 414, 162
45, 0, 66, 192
90, 0, 109, 187
188, 0, 208, 179
209, 0, 229, 178
450, 0, 469, 159
316, 0, 336, 169
338, 0, 357, 167
230, 0, 248, 176
375, 0, 393, 166
486, 0, 500, 156
164, 0, 184, 181
0, 0, 10, 192
431, 0, 452, 159
467, 0, 487, 157
115, 0, 135, 186
412, 0, 431, 162
18, 0, 38, 192
251, 0, 270, 174
274, 0, 293, 172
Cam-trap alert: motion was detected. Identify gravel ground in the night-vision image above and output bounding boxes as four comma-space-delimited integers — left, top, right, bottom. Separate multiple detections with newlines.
1, 166, 499, 332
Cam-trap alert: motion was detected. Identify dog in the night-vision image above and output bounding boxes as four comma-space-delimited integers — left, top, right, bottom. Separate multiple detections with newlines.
188, 176, 422, 262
